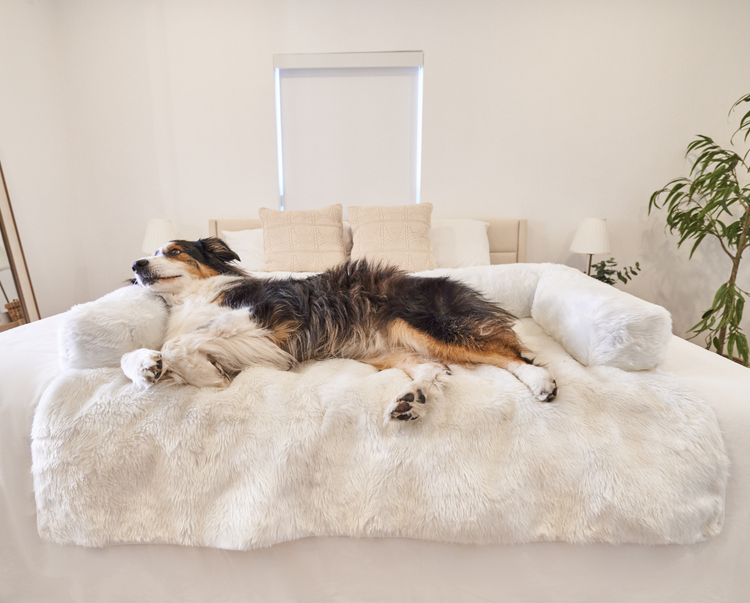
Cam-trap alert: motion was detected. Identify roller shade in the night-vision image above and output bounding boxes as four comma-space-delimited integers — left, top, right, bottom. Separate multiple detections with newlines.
274, 52, 424, 211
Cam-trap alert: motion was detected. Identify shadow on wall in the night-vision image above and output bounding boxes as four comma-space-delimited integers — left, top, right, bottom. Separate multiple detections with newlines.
640, 213, 750, 342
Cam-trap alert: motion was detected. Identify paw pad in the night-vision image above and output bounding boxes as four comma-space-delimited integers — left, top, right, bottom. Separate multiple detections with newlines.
389, 389, 427, 422
543, 380, 558, 402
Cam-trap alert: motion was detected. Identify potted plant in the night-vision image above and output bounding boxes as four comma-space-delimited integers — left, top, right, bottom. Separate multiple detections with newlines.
590, 258, 641, 286
649, 93, 750, 364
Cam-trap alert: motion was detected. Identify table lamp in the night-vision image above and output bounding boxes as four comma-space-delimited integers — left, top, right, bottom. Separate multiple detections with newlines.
142, 219, 177, 255
570, 218, 611, 275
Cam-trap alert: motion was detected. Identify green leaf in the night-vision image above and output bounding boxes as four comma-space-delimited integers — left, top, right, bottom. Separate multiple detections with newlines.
688, 233, 708, 258
735, 295, 745, 323
737, 334, 750, 365
712, 283, 728, 307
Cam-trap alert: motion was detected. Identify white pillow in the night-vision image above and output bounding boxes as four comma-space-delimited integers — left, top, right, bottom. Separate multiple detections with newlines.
431, 219, 491, 268
222, 229, 265, 272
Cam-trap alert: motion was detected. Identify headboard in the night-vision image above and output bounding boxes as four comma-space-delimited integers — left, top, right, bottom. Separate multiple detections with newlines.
209, 218, 527, 264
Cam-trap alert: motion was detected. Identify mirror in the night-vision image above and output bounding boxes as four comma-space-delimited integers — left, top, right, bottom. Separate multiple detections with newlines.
0, 158, 40, 331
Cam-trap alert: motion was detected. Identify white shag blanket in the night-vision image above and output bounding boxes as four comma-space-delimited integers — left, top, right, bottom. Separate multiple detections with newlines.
32, 265, 728, 548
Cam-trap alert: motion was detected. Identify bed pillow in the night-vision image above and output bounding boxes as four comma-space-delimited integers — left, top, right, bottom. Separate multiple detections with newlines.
259, 204, 347, 272
348, 203, 437, 272
59, 285, 168, 370
431, 219, 491, 268
222, 229, 265, 272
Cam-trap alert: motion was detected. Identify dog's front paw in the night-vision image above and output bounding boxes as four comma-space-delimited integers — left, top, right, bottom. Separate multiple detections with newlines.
121, 348, 164, 390
161, 338, 231, 388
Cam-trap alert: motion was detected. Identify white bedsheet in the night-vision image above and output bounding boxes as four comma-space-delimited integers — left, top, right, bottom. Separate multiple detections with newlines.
2, 315, 750, 602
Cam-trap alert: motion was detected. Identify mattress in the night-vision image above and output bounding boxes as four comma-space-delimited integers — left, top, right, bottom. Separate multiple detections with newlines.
2, 289, 750, 602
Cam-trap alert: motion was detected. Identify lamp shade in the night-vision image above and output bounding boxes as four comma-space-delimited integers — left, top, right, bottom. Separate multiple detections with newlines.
570, 218, 611, 255
142, 219, 176, 254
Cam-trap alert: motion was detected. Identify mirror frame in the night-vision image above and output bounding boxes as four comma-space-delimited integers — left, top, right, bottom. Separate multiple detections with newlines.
0, 159, 40, 323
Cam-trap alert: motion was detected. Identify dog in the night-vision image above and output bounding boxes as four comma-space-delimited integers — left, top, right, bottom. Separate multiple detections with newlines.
123, 237, 557, 421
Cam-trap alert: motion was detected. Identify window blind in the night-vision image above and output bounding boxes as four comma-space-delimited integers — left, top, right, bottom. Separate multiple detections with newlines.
274, 52, 424, 211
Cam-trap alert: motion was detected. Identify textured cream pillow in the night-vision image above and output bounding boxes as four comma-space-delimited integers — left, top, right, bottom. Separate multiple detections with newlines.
259, 204, 347, 272
348, 204, 437, 272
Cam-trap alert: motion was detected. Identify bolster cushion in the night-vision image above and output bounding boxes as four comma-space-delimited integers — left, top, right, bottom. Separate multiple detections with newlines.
415, 263, 545, 319
57, 265, 672, 374
59, 285, 168, 370
532, 265, 672, 371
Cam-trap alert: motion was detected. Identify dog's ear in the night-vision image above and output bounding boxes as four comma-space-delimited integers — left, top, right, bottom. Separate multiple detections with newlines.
198, 237, 241, 264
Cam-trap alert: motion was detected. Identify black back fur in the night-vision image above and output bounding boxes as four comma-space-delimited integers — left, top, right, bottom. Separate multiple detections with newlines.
220, 260, 518, 362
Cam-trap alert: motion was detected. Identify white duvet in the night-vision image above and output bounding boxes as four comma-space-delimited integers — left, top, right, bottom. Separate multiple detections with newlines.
30, 264, 728, 549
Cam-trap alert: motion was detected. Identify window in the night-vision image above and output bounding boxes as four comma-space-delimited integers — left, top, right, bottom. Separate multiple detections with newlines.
274, 51, 424, 210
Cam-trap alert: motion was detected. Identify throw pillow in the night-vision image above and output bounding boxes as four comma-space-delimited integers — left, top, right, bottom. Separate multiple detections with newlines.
348, 204, 436, 272
259, 204, 347, 272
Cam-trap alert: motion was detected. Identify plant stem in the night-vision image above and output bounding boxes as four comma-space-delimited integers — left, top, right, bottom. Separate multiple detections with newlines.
718, 208, 750, 353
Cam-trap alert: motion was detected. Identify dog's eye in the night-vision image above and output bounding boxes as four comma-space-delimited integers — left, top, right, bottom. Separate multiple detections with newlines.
169, 249, 181, 256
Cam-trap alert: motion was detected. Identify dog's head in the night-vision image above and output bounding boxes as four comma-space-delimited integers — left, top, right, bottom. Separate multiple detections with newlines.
132, 237, 245, 294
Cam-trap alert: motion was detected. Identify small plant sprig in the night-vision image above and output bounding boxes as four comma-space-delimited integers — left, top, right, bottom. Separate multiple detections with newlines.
649, 93, 750, 365
590, 258, 641, 286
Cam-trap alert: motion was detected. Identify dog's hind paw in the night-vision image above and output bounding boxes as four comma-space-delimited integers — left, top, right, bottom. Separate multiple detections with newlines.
544, 379, 558, 402
387, 388, 427, 422
509, 362, 558, 402
385, 362, 451, 423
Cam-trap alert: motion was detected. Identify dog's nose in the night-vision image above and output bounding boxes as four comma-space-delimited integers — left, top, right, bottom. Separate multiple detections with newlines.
132, 259, 149, 272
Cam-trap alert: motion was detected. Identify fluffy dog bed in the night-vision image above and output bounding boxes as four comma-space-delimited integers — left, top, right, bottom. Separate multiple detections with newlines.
32, 264, 728, 549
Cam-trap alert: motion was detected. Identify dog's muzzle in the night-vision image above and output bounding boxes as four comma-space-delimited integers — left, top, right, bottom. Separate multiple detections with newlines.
132, 259, 149, 272
132, 259, 155, 284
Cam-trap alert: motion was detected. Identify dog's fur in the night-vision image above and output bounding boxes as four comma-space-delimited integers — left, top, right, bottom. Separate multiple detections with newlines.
123, 237, 557, 421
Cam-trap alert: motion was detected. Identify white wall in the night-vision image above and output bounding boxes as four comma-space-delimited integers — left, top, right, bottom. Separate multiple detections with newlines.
1, 0, 749, 344
0, 0, 86, 317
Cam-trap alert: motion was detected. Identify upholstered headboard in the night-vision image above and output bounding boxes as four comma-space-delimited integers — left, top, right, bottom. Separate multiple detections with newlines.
208, 218, 527, 264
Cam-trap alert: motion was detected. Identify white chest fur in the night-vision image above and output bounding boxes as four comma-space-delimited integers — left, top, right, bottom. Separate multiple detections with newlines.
161, 276, 239, 340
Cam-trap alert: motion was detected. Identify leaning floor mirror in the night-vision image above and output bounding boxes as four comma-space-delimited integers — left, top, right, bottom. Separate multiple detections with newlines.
0, 159, 40, 332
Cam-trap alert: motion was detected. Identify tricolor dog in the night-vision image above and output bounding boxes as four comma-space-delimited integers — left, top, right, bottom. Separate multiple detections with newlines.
123, 238, 557, 421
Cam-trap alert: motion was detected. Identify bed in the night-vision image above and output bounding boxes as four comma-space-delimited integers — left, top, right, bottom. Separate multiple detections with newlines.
1, 217, 749, 603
